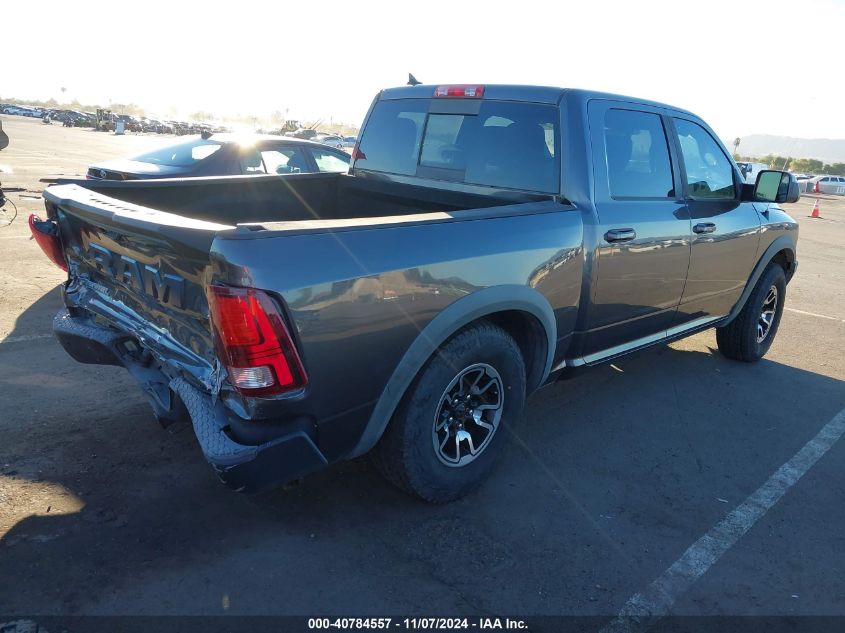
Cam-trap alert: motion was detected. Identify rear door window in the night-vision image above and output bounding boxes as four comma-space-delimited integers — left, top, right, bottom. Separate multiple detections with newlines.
311, 148, 351, 173
603, 109, 675, 198
356, 99, 559, 193
239, 148, 266, 174
260, 147, 309, 174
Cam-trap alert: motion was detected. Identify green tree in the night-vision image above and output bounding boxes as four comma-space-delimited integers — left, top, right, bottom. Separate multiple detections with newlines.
790, 158, 824, 173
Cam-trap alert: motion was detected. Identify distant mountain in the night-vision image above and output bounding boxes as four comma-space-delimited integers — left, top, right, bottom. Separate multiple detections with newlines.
728, 135, 845, 163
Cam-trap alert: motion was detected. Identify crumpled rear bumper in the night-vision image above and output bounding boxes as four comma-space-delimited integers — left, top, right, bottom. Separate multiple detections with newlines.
53, 308, 328, 493
169, 377, 327, 493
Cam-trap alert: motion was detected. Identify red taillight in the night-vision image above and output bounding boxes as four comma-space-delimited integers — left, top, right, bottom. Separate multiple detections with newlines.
351, 144, 366, 161
28, 214, 68, 272
433, 84, 485, 98
813, 182, 820, 193
207, 284, 307, 397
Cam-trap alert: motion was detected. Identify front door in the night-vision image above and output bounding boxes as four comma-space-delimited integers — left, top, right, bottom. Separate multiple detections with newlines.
669, 117, 761, 325
584, 102, 691, 359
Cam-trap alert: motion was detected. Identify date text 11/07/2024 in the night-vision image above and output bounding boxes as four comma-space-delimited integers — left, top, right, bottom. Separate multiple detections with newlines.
307, 618, 529, 630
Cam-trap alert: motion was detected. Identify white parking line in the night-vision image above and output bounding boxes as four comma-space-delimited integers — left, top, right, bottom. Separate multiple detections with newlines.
786, 307, 845, 323
0, 333, 53, 345
602, 406, 845, 633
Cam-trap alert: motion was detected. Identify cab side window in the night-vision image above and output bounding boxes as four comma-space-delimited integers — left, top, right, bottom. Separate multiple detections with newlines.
674, 119, 735, 199
604, 109, 674, 198
311, 148, 351, 173
261, 147, 309, 174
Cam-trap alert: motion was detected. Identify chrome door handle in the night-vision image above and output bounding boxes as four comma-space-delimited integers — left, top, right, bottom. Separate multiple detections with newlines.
693, 222, 716, 234
604, 228, 636, 243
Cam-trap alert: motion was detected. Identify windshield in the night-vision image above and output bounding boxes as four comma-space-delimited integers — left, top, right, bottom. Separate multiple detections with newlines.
355, 99, 559, 193
130, 138, 223, 167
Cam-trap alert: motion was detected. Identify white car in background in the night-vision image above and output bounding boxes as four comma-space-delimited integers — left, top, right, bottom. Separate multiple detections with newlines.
808, 175, 845, 195
316, 135, 346, 150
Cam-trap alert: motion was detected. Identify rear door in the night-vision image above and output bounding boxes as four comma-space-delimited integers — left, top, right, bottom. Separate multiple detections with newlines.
668, 116, 761, 325
584, 101, 691, 359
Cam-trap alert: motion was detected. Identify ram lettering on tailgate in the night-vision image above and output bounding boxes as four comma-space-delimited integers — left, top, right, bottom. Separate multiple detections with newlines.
84, 242, 186, 309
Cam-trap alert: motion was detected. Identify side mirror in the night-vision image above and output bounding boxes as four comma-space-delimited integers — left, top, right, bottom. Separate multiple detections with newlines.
753, 170, 800, 204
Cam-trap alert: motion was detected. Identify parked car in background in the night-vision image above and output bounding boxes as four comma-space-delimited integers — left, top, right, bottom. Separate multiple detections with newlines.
316, 134, 346, 149
794, 174, 814, 192
286, 128, 319, 140
116, 115, 143, 133
75, 112, 97, 127
156, 120, 175, 134
86, 134, 350, 180
808, 175, 845, 195
46, 110, 81, 126
140, 118, 160, 133
2, 105, 40, 117
342, 136, 357, 148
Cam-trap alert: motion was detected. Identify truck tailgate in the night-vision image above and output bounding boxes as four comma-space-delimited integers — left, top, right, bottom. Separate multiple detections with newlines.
44, 184, 234, 387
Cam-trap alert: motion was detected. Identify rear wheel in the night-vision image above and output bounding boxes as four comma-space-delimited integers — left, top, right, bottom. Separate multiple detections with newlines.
372, 323, 526, 503
716, 262, 786, 362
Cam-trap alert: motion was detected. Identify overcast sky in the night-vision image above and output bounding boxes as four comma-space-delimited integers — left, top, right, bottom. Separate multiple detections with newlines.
4, 0, 844, 139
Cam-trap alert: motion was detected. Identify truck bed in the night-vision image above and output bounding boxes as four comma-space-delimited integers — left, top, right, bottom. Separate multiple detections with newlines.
70, 171, 550, 226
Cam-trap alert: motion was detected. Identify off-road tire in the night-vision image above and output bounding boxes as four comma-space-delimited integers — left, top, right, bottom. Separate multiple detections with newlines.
372, 322, 527, 503
716, 262, 786, 362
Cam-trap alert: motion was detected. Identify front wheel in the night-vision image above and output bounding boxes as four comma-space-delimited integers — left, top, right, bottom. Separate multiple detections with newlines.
716, 262, 786, 362
372, 323, 526, 503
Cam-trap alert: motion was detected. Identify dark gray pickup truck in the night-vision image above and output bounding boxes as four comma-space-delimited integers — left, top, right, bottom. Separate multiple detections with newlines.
32, 84, 800, 501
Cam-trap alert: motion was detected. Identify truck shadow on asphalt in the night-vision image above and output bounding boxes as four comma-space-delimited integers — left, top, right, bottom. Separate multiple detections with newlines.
2, 289, 844, 615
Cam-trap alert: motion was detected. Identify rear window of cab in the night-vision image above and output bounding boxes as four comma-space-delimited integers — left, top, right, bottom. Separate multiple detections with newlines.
131, 138, 223, 167
355, 99, 560, 194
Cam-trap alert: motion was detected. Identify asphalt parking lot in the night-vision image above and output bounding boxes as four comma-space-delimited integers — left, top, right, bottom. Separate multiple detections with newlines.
1, 116, 844, 627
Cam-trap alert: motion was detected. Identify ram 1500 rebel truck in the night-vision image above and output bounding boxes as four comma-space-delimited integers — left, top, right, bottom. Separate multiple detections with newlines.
32, 84, 801, 501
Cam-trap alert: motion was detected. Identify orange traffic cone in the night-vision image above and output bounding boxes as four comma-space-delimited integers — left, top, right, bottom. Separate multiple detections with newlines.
810, 199, 821, 218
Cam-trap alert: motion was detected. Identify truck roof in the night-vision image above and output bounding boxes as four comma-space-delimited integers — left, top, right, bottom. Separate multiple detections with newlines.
378, 84, 696, 117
